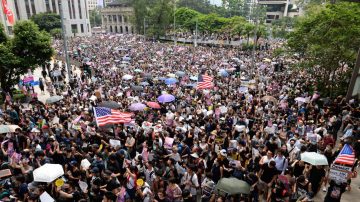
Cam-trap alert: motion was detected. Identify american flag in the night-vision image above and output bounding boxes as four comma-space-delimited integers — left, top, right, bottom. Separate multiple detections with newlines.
197, 74, 214, 89
334, 144, 355, 165
94, 107, 133, 126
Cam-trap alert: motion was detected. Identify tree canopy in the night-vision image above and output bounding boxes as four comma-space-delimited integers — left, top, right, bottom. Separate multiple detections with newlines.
0, 21, 54, 93
287, 2, 360, 96
30, 12, 61, 33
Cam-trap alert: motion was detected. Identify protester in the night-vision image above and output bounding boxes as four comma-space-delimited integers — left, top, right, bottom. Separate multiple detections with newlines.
0, 34, 358, 202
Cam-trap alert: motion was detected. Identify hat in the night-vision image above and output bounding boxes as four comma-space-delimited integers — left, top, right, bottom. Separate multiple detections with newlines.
136, 179, 144, 187
91, 167, 99, 173
220, 149, 227, 157
190, 153, 199, 159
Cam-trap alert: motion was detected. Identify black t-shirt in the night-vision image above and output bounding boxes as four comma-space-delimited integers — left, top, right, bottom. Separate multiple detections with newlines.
260, 164, 278, 183
309, 167, 325, 185
324, 181, 346, 202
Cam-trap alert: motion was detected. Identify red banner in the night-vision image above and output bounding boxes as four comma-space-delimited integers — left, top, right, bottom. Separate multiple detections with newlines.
2, 0, 14, 25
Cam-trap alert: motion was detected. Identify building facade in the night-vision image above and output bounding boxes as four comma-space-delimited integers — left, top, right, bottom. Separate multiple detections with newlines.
87, 0, 99, 10
101, 1, 134, 34
258, 0, 301, 23
0, 0, 91, 36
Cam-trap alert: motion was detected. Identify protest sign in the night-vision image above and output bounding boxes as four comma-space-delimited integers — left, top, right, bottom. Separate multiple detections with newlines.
329, 168, 349, 183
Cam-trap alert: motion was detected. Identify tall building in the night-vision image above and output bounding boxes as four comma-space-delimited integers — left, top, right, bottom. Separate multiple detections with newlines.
87, 0, 100, 10
0, 0, 91, 36
101, 1, 134, 34
258, 0, 301, 23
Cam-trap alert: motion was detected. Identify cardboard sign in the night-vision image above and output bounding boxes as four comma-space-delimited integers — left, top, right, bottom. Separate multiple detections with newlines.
329, 168, 349, 183
331, 164, 352, 172
0, 169, 12, 178
109, 139, 121, 148
164, 137, 174, 150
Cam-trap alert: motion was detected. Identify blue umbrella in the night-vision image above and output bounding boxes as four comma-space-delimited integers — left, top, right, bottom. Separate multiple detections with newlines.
165, 78, 178, 85
157, 94, 175, 103
219, 69, 229, 77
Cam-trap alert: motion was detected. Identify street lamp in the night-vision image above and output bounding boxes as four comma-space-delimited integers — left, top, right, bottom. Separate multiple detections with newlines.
173, 0, 177, 45
58, 0, 72, 80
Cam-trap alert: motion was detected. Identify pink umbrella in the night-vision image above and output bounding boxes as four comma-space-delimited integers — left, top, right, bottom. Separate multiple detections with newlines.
146, 102, 161, 109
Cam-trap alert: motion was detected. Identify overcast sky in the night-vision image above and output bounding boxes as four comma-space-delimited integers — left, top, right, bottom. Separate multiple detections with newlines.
210, 0, 223, 6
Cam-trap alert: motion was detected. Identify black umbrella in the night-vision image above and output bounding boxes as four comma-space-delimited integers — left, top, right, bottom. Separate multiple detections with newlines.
98, 101, 121, 109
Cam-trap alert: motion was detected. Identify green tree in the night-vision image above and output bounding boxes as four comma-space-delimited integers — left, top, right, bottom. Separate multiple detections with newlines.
147, 0, 173, 38
30, 12, 61, 33
287, 2, 360, 96
0, 21, 54, 93
243, 22, 254, 45
50, 28, 62, 39
175, 7, 200, 32
90, 9, 102, 27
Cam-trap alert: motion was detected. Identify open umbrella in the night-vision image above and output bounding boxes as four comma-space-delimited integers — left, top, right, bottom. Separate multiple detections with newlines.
146, 102, 161, 109
131, 85, 144, 91
140, 82, 149, 86
301, 152, 328, 165
33, 164, 64, 183
0, 125, 20, 134
134, 69, 143, 73
295, 97, 309, 103
167, 73, 176, 78
157, 94, 175, 103
82, 57, 90, 63
46, 95, 63, 104
218, 69, 229, 77
175, 71, 186, 77
129, 103, 146, 111
122, 74, 133, 80
143, 73, 152, 78
215, 177, 250, 195
190, 76, 198, 81
98, 101, 120, 109
261, 96, 278, 104
165, 78, 178, 85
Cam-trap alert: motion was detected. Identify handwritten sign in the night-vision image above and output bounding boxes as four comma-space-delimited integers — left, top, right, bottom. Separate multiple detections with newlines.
331, 164, 352, 172
329, 168, 349, 183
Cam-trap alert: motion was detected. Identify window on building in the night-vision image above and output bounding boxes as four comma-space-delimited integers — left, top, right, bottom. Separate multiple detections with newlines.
120, 26, 123, 33
108, 15, 112, 22
118, 15, 122, 22
78, 0, 82, 19
103, 15, 107, 22
71, 24, 78, 34
113, 15, 117, 22
80, 24, 84, 33
124, 16, 127, 23
30, 0, 36, 15
115, 26, 118, 33
110, 26, 113, 33
68, 0, 72, 19
45, 0, 51, 12
14, 0, 20, 20
84, 0, 88, 18
25, 0, 31, 19
125, 26, 128, 33
131, 27, 134, 34
52, 0, 58, 13
71, 0, 76, 19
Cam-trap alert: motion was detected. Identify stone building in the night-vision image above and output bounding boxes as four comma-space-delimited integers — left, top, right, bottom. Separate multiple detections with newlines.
100, 1, 135, 34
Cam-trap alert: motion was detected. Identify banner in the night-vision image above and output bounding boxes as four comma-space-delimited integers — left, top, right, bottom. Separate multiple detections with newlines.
1, 0, 14, 25
329, 168, 349, 183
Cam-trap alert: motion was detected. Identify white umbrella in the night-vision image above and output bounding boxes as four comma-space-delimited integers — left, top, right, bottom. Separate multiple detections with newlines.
0, 125, 20, 134
33, 164, 64, 182
301, 152, 328, 165
122, 74, 133, 80
167, 73, 176, 78
295, 97, 307, 103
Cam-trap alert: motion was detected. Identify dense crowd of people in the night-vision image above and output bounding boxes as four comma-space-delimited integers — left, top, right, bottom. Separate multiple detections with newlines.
0, 34, 359, 202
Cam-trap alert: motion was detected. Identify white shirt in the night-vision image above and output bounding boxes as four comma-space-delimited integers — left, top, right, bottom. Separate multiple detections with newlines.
182, 172, 199, 196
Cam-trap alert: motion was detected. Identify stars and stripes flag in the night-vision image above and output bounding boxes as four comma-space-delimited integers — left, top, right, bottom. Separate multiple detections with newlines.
94, 107, 133, 126
196, 74, 214, 89
334, 144, 355, 165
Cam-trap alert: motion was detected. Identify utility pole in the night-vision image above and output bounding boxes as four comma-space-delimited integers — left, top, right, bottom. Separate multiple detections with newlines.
173, 0, 176, 45
251, 0, 258, 76
194, 18, 198, 47
59, 0, 72, 80
143, 18, 146, 38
